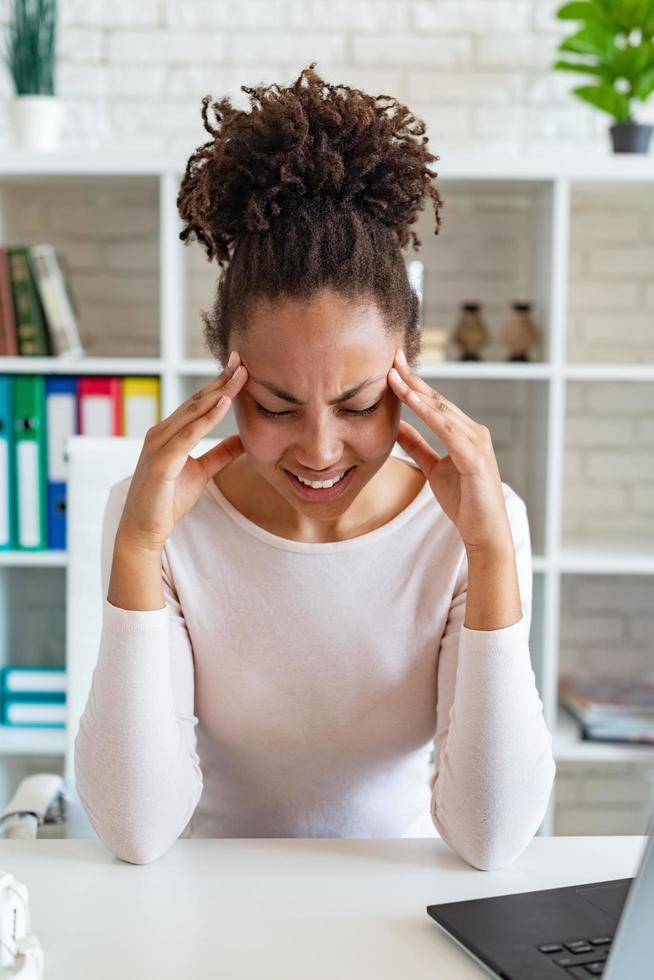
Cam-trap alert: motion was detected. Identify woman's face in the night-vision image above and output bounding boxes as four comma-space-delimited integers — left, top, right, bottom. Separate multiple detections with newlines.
230, 287, 403, 536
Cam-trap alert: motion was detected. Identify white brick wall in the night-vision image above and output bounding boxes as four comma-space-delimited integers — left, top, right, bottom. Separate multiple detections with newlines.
563, 383, 654, 547
0, 0, 645, 152
556, 763, 654, 836
559, 576, 654, 679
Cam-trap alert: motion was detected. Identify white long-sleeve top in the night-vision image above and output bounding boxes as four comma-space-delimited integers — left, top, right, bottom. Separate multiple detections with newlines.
74, 446, 555, 868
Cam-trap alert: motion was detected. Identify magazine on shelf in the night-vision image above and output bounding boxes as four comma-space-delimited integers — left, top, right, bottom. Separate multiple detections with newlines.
559, 674, 654, 721
560, 673, 654, 745
580, 717, 654, 745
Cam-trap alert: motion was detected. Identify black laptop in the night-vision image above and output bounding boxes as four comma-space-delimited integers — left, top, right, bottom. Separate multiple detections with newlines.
426, 808, 654, 979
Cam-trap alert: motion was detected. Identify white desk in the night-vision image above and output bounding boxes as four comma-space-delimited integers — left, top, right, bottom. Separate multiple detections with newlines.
0, 835, 646, 979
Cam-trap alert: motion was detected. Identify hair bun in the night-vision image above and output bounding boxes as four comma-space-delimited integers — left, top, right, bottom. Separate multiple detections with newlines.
178, 63, 443, 266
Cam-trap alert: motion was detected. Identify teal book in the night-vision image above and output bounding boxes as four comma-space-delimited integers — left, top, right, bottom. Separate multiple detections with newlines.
0, 376, 16, 549
1, 666, 66, 701
1, 701, 66, 728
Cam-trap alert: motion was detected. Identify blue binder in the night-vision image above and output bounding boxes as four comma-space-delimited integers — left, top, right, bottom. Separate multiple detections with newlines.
45, 376, 77, 550
0, 376, 15, 550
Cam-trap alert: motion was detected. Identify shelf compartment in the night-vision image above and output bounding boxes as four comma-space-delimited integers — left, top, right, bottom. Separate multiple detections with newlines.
567, 180, 654, 365
0, 174, 160, 360
414, 178, 556, 364
555, 571, 654, 764
0, 567, 65, 672
563, 380, 654, 553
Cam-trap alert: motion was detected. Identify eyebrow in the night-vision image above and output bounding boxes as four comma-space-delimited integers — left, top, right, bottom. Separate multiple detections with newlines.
248, 374, 386, 405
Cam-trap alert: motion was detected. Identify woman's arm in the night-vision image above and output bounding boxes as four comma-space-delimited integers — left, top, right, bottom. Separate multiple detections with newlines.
430, 487, 556, 871
463, 540, 522, 631
74, 480, 203, 865
107, 532, 165, 611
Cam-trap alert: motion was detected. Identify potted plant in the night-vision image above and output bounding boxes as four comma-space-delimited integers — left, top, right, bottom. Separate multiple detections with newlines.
553, 0, 654, 153
2, 0, 63, 151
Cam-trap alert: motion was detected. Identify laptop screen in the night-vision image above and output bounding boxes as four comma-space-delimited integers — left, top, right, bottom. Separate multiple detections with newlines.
603, 806, 654, 980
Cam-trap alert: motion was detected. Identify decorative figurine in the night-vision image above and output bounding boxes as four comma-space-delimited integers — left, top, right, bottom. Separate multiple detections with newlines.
452, 302, 489, 362
503, 301, 540, 362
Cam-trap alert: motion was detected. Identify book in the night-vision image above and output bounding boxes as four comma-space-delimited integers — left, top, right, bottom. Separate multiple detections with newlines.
0, 248, 18, 356
7, 248, 51, 357
559, 674, 654, 722
580, 717, 654, 745
1, 701, 66, 727
28, 245, 84, 358
1, 666, 66, 697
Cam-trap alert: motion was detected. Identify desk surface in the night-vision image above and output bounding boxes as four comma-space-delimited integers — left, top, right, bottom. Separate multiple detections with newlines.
0, 835, 646, 980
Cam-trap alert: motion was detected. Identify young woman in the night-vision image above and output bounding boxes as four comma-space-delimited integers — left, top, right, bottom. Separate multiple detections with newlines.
75, 65, 555, 868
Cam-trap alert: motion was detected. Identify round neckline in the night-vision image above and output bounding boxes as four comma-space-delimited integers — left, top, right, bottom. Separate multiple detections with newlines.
204, 449, 433, 553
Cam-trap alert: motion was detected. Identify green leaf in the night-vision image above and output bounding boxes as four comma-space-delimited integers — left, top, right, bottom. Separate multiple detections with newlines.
610, 0, 654, 33
610, 40, 654, 81
573, 83, 632, 119
556, 2, 614, 28
553, 58, 608, 77
633, 64, 654, 98
558, 23, 616, 57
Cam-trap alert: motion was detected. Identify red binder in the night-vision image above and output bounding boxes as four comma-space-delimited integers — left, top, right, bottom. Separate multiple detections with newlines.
77, 377, 122, 435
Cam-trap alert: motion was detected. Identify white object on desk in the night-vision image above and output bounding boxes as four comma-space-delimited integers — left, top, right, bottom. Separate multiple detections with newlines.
0, 835, 645, 980
0, 870, 43, 980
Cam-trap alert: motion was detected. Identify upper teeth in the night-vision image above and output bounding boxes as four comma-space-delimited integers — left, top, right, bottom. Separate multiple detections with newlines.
296, 470, 348, 489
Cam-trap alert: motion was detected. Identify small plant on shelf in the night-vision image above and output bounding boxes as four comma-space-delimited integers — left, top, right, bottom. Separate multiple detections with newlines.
552, 0, 654, 152
2, 0, 63, 151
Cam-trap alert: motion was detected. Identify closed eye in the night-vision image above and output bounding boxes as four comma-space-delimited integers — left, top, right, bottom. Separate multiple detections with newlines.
254, 398, 384, 418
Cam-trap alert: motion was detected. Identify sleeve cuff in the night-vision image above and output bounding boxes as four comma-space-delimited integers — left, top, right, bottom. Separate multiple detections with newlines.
102, 595, 168, 634
459, 613, 529, 654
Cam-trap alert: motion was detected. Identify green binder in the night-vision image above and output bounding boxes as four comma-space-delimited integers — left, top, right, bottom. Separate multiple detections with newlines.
12, 376, 47, 550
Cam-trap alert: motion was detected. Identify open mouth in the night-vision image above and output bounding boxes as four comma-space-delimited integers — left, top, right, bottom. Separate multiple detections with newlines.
285, 465, 356, 500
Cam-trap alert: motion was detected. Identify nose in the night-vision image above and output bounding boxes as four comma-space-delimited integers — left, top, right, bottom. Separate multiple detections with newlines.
292, 415, 345, 472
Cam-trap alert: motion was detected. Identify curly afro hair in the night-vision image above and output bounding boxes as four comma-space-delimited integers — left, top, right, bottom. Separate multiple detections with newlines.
177, 62, 443, 368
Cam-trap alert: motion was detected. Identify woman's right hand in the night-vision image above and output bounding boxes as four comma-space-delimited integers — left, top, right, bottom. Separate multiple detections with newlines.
116, 351, 249, 553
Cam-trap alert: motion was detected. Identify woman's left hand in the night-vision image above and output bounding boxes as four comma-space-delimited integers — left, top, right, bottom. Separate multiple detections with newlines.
388, 348, 514, 555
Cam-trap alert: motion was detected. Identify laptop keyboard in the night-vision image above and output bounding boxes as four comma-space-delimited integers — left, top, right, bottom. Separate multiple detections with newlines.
537, 935, 613, 977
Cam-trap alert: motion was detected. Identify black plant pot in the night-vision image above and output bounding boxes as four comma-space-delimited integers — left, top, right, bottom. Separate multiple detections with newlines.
609, 122, 653, 153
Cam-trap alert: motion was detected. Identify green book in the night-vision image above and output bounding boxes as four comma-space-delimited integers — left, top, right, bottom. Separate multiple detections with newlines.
8, 247, 51, 356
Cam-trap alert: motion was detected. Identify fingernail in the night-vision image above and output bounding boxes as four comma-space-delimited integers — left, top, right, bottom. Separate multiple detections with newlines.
227, 350, 237, 369
397, 348, 407, 366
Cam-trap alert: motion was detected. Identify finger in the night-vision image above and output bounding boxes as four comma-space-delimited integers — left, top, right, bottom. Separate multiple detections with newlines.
195, 433, 246, 480
155, 353, 243, 440
390, 351, 477, 431
389, 367, 477, 447
155, 364, 248, 450
158, 384, 236, 466
396, 419, 442, 481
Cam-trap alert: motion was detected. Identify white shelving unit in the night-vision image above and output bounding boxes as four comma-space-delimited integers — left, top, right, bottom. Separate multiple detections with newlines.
0, 150, 653, 836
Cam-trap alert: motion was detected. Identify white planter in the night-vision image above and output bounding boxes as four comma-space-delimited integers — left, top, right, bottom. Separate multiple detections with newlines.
9, 95, 64, 152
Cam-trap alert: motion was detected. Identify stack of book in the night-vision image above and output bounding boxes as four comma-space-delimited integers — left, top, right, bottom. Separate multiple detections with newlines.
559, 674, 654, 745
420, 326, 448, 362
0, 373, 160, 551
0, 666, 66, 728
0, 244, 84, 358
